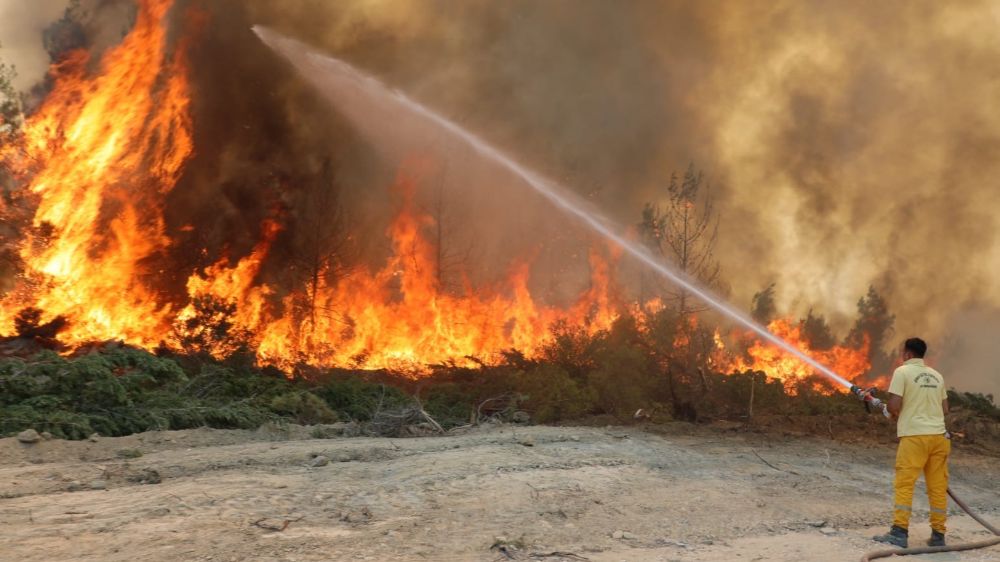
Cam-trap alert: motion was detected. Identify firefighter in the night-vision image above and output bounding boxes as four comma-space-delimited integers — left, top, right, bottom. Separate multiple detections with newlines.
873, 337, 950, 548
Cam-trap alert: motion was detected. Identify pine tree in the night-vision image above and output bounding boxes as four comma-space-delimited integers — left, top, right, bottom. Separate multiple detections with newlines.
638, 163, 720, 315
846, 285, 895, 374
0, 55, 21, 143
750, 283, 777, 325
800, 308, 835, 350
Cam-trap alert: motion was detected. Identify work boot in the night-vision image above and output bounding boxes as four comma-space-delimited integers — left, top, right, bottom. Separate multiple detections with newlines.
872, 525, 908, 548
927, 531, 945, 547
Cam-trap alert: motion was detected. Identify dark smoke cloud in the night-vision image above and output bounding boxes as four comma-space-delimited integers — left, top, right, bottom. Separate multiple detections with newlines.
693, 1, 1000, 337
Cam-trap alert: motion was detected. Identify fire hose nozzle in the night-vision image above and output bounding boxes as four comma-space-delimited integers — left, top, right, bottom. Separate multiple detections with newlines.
874, 400, 890, 418
850, 385, 891, 418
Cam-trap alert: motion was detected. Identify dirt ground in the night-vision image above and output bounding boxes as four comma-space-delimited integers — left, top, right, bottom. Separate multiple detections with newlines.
1, 422, 998, 562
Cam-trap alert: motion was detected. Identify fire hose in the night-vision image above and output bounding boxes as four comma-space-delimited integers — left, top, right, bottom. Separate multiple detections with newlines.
849, 386, 1000, 561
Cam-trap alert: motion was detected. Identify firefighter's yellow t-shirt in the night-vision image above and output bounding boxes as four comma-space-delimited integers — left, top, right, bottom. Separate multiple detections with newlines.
888, 358, 947, 437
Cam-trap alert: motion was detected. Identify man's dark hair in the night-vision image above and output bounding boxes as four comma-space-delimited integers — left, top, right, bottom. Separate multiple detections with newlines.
904, 337, 927, 358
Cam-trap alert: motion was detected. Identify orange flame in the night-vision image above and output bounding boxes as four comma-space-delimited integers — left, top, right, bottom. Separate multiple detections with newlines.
249, 169, 620, 373
0, 0, 191, 347
718, 318, 871, 394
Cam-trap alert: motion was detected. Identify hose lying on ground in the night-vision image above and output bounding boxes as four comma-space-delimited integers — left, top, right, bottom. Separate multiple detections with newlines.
860, 487, 1000, 561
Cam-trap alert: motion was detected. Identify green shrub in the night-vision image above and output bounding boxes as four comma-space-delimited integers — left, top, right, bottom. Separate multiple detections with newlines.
515, 364, 594, 423
0, 403, 94, 440
540, 321, 606, 381
786, 378, 859, 415
947, 390, 1000, 420
421, 383, 476, 428
587, 345, 653, 419
180, 363, 289, 402
312, 378, 410, 421
270, 391, 339, 424
0, 348, 283, 439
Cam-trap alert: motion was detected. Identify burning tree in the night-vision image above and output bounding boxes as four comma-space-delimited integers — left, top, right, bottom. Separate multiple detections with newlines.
172, 295, 252, 359
800, 308, 836, 350
0, 0, 194, 349
425, 163, 474, 292
718, 282, 876, 396
0, 58, 22, 290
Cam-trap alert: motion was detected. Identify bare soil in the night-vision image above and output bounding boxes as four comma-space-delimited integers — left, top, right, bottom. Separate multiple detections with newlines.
1, 422, 998, 562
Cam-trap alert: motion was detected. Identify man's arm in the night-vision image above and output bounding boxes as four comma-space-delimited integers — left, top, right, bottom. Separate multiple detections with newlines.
886, 368, 905, 420
942, 382, 950, 416
888, 393, 903, 418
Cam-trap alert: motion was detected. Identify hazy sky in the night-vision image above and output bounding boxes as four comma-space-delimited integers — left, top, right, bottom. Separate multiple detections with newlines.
0, 0, 68, 90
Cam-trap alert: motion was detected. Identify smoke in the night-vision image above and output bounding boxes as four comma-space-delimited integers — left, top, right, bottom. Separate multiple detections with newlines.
696, 1, 1000, 336
0, 0, 68, 91
237, 1, 1000, 343
936, 306, 1000, 398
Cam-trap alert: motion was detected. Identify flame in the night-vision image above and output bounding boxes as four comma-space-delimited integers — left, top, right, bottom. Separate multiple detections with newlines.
0, 0, 191, 347
172, 219, 281, 357
719, 318, 871, 394
249, 169, 619, 373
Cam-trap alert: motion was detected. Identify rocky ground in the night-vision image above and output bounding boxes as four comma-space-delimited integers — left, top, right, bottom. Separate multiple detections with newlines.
1, 422, 998, 562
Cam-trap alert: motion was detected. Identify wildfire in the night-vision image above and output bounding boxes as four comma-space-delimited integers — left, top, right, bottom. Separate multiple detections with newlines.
0, 0, 628, 373
0, 0, 877, 385
718, 318, 871, 393
0, 0, 191, 347
234, 169, 620, 372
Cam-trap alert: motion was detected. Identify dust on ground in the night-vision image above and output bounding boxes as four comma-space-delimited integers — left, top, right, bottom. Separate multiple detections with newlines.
1, 422, 998, 562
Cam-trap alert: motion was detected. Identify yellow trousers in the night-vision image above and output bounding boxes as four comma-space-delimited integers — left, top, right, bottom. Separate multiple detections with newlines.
893, 434, 950, 533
